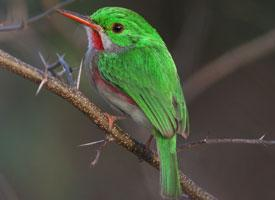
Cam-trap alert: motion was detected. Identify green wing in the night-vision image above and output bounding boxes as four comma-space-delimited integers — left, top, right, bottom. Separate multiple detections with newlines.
98, 45, 189, 138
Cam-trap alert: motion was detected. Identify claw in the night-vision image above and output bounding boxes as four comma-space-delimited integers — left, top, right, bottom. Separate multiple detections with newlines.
104, 113, 125, 130
145, 135, 154, 150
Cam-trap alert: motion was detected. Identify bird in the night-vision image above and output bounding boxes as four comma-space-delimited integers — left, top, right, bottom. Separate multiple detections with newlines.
57, 7, 189, 199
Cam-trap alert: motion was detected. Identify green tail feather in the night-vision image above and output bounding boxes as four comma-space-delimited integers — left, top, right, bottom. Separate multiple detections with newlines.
155, 131, 182, 199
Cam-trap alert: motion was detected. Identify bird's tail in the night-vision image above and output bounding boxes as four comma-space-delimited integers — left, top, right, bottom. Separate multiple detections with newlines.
155, 131, 182, 199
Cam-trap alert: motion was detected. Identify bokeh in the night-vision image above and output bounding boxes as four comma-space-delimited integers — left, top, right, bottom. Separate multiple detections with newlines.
0, 0, 275, 199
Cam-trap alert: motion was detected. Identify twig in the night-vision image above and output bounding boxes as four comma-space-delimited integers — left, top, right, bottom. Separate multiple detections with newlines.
185, 28, 275, 102
0, 0, 77, 32
56, 53, 75, 86
179, 135, 275, 152
90, 135, 114, 167
0, 49, 217, 200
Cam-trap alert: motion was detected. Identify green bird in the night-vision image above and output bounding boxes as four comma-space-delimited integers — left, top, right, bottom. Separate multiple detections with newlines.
58, 7, 189, 199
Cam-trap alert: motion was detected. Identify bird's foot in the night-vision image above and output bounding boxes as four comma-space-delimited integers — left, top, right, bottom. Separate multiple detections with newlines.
138, 135, 155, 163
145, 135, 154, 150
79, 135, 114, 167
104, 112, 125, 130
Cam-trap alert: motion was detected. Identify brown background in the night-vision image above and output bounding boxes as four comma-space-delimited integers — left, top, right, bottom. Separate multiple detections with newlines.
0, 0, 275, 199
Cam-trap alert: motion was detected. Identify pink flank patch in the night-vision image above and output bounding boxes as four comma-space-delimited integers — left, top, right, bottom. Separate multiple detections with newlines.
92, 67, 136, 105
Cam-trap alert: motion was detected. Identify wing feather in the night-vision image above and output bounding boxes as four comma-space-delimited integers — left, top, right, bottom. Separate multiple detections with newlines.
98, 44, 188, 138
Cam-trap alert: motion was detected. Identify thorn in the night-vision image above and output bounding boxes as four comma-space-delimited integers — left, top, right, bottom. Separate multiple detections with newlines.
259, 134, 265, 140
90, 149, 102, 167
35, 79, 47, 96
76, 58, 83, 90
36, 52, 49, 96
90, 136, 114, 167
78, 139, 105, 147
79, 136, 114, 167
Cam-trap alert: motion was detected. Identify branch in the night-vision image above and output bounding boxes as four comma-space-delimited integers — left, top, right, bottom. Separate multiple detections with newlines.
0, 49, 217, 200
179, 135, 275, 151
185, 28, 275, 102
0, 0, 77, 32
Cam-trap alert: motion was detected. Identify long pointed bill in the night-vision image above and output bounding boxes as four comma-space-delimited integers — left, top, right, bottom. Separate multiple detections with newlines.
56, 9, 102, 32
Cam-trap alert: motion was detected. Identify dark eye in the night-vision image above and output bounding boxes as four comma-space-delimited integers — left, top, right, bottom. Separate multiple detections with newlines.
112, 23, 124, 33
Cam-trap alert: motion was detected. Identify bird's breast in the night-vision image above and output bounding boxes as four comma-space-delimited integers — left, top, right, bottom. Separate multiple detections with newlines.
90, 66, 149, 126
91, 66, 136, 105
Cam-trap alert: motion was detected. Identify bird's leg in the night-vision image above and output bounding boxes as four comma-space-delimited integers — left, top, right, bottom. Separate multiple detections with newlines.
84, 113, 125, 165
138, 135, 155, 163
79, 135, 114, 167
104, 112, 126, 130
145, 135, 154, 150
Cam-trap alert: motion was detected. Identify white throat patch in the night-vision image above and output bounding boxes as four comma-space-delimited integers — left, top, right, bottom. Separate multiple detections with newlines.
99, 32, 113, 50
85, 26, 124, 52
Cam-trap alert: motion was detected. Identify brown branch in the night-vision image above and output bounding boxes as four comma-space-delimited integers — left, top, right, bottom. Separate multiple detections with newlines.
185, 28, 275, 102
179, 135, 275, 151
0, 49, 217, 200
0, 0, 77, 32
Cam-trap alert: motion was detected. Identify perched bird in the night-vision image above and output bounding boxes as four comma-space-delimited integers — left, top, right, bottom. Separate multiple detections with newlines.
58, 7, 189, 199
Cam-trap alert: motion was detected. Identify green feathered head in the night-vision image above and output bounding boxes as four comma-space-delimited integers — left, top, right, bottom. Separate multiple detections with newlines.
91, 7, 163, 47
58, 7, 164, 48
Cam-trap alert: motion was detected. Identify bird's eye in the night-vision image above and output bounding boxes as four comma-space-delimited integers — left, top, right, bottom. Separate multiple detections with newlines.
112, 23, 124, 33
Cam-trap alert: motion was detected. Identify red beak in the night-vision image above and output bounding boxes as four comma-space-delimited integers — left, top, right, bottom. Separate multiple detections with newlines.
56, 9, 102, 32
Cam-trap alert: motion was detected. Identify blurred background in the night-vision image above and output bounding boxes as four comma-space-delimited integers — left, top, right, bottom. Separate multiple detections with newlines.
0, 0, 275, 199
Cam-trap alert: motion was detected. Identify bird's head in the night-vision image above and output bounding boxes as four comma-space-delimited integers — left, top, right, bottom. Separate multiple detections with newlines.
57, 7, 163, 51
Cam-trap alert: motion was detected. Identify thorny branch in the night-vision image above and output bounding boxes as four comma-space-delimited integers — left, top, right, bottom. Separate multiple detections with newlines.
0, 0, 77, 32
0, 1, 217, 199
0, 49, 217, 200
1, 1, 275, 200
178, 135, 275, 151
